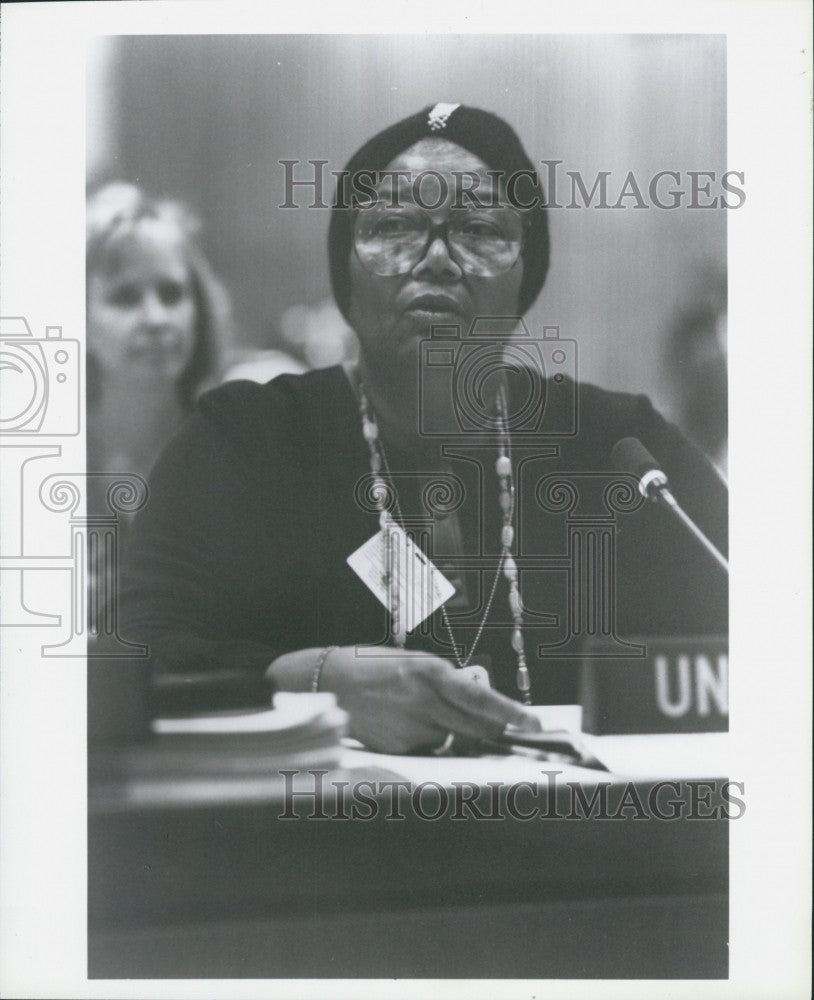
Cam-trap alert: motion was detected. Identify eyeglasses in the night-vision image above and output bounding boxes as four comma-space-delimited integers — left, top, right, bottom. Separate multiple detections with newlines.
353, 203, 525, 278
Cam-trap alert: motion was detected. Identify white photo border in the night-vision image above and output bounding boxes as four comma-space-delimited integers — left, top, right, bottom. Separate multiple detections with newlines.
0, 2, 811, 998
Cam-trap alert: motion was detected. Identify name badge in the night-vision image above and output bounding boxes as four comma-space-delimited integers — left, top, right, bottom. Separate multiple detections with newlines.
347, 525, 455, 632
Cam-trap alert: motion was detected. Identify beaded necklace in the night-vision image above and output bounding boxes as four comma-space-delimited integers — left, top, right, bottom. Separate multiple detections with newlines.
356, 377, 532, 705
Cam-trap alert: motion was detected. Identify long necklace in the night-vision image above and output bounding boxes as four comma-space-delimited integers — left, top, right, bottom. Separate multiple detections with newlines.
356, 379, 532, 705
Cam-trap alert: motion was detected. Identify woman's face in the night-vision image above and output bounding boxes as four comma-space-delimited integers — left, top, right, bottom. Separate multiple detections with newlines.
87, 218, 197, 387
348, 139, 524, 382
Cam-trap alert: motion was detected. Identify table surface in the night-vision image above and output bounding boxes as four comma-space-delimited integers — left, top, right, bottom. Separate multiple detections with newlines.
89, 704, 731, 810
88, 712, 730, 979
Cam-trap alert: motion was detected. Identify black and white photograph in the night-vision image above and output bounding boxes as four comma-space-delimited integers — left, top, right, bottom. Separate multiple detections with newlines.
0, 3, 810, 998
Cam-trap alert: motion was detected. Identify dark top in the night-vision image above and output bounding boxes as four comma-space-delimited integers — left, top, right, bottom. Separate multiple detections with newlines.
120, 365, 727, 712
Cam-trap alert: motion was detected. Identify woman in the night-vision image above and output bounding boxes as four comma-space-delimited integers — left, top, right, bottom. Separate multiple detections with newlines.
85, 184, 232, 736
86, 182, 229, 488
120, 106, 727, 752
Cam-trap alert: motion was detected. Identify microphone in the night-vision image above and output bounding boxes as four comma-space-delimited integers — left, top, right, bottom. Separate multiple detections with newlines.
611, 437, 728, 574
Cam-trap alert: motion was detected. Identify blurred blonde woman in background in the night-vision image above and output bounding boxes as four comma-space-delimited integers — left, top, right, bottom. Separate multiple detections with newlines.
86, 183, 231, 487
86, 184, 232, 727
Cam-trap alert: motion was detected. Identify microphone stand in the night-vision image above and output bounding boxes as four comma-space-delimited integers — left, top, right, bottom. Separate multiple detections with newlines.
641, 470, 729, 574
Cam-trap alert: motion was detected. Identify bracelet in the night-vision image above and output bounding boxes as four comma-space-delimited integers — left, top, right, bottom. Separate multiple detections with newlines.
311, 646, 338, 693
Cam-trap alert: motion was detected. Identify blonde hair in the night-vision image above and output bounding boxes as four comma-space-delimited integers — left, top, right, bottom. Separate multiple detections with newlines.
86, 182, 231, 406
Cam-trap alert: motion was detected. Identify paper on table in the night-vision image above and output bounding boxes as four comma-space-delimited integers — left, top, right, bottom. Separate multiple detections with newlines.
339, 745, 609, 785
577, 733, 730, 780
526, 705, 730, 779
339, 703, 729, 783
153, 693, 342, 735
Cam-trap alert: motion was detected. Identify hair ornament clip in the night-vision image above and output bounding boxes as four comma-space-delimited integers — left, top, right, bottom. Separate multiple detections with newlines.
427, 102, 461, 132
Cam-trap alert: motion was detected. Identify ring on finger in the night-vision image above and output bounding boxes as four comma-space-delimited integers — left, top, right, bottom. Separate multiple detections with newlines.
432, 731, 455, 756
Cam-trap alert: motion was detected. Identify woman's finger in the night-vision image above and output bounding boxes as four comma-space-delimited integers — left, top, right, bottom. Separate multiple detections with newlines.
429, 668, 542, 736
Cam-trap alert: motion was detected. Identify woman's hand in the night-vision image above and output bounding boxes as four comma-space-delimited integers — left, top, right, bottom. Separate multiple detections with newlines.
268, 646, 541, 754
